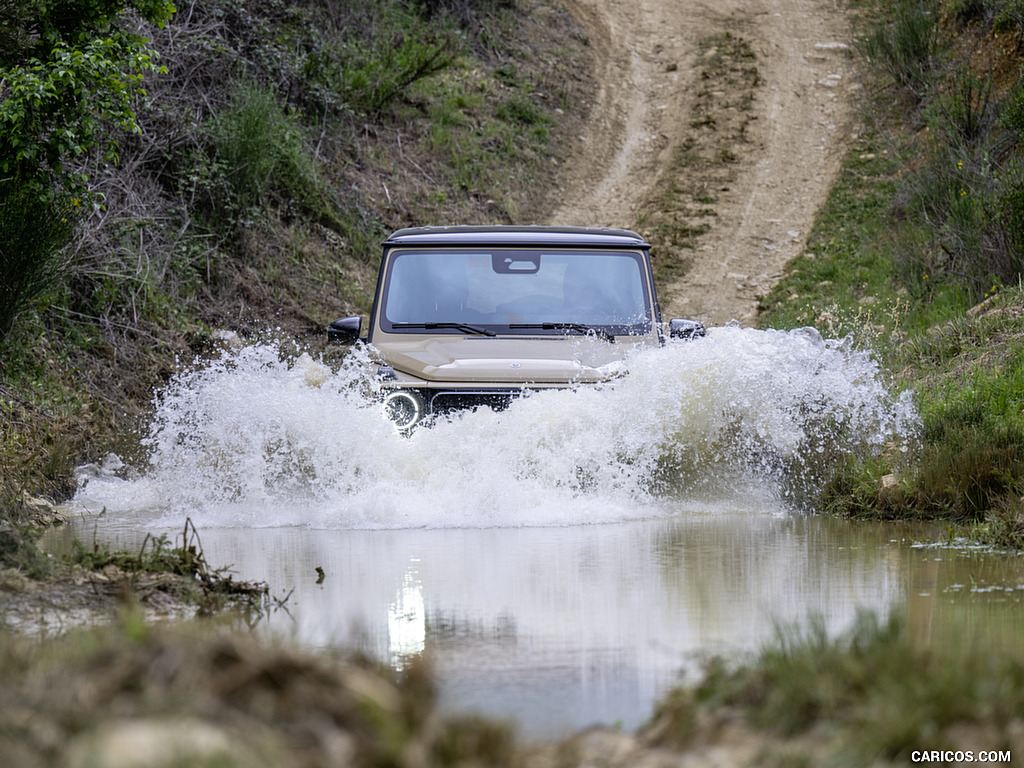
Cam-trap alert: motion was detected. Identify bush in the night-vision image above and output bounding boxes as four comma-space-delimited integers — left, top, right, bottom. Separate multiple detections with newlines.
858, 1, 942, 101
0, 185, 81, 341
996, 155, 1024, 256
992, 0, 1024, 44
926, 65, 994, 145
210, 84, 317, 216
301, 0, 463, 117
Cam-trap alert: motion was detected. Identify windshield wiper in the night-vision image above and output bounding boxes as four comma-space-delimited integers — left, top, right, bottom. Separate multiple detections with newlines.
508, 322, 615, 342
391, 322, 496, 336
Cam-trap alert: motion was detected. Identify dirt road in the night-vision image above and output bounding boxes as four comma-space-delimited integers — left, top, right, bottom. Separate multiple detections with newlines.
549, 0, 858, 327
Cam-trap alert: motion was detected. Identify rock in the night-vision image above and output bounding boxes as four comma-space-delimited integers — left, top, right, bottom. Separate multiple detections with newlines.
878, 474, 900, 503
21, 495, 68, 526
64, 719, 261, 768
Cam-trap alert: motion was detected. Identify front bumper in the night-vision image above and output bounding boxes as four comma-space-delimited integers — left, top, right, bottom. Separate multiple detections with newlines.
380, 385, 535, 430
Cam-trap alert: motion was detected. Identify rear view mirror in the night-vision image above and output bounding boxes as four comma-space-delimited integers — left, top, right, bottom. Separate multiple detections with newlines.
669, 318, 706, 340
327, 316, 362, 343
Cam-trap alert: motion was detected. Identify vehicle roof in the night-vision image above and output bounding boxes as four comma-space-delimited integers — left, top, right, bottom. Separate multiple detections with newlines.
383, 225, 650, 249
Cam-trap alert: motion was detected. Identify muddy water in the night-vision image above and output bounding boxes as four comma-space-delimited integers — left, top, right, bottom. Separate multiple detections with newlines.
62, 327, 1024, 738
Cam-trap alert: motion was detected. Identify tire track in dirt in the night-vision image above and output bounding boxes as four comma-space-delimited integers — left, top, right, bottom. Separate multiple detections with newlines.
549, 0, 859, 327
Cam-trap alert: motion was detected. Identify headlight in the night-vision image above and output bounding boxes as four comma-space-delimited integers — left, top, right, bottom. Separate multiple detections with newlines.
382, 390, 425, 431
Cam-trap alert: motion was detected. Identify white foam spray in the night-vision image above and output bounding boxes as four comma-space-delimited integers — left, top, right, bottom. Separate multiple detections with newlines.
72, 326, 918, 529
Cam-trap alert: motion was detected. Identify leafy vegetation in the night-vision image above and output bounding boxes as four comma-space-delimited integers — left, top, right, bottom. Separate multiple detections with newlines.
0, 188, 82, 338
760, 0, 1024, 545
0, 0, 174, 344
0, 0, 174, 195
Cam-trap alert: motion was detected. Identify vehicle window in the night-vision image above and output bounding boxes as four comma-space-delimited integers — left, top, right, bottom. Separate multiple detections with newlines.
382, 249, 650, 331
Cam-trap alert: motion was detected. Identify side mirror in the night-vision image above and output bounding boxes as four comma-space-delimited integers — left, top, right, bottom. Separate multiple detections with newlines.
327, 316, 362, 343
669, 318, 706, 340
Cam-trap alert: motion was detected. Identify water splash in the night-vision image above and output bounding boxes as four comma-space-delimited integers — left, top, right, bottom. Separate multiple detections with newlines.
72, 326, 918, 529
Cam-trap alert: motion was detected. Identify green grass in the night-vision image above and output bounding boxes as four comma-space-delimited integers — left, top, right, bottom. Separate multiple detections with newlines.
759, 0, 1024, 544
415, 60, 554, 207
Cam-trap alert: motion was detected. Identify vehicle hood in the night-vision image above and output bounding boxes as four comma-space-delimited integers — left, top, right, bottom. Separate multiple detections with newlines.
376, 336, 633, 384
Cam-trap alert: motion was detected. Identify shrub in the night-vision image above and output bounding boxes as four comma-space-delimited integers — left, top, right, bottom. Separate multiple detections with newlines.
302, 0, 463, 117
210, 84, 315, 213
996, 155, 1024, 256
991, 0, 1024, 47
0, 185, 81, 341
926, 65, 994, 145
858, 1, 942, 100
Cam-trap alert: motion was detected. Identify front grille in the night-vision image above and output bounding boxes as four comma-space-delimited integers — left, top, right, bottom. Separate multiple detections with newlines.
428, 390, 523, 415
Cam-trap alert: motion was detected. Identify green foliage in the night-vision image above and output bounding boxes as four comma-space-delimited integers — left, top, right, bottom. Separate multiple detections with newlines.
998, 71, 1024, 141
0, 184, 82, 340
0, 0, 33, 61
0, 0, 175, 195
992, 0, 1024, 40
996, 156, 1024, 254
299, 0, 463, 117
926, 65, 994, 144
207, 84, 318, 219
0, 0, 174, 340
857, 0, 941, 100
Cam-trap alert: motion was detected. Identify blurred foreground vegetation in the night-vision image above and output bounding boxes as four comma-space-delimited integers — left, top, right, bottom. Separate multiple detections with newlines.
0, 607, 1020, 766
646, 610, 1024, 766
761, 0, 1024, 547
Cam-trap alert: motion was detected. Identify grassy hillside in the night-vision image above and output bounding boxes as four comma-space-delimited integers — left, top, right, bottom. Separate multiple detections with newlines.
0, 0, 592, 516
760, 0, 1024, 547
2, 0, 1024, 551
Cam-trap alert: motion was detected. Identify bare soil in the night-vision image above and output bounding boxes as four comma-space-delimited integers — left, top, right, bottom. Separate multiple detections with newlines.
550, 0, 859, 327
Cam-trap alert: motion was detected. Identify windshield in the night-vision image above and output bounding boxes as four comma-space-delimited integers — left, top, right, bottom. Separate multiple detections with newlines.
379, 249, 652, 335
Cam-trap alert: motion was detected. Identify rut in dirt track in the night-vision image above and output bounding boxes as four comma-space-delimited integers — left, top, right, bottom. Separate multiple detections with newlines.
548, 0, 859, 327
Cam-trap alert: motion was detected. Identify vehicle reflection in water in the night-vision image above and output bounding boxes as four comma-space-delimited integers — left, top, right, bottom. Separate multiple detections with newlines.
389, 568, 426, 661
50, 508, 1024, 739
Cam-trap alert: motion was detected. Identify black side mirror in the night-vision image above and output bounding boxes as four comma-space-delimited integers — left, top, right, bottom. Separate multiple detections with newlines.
669, 318, 706, 340
327, 316, 362, 343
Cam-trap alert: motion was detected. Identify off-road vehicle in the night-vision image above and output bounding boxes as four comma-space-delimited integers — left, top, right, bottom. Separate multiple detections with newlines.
328, 226, 705, 429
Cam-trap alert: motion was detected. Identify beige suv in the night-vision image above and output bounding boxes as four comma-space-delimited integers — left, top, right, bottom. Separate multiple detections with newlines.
328, 225, 705, 429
